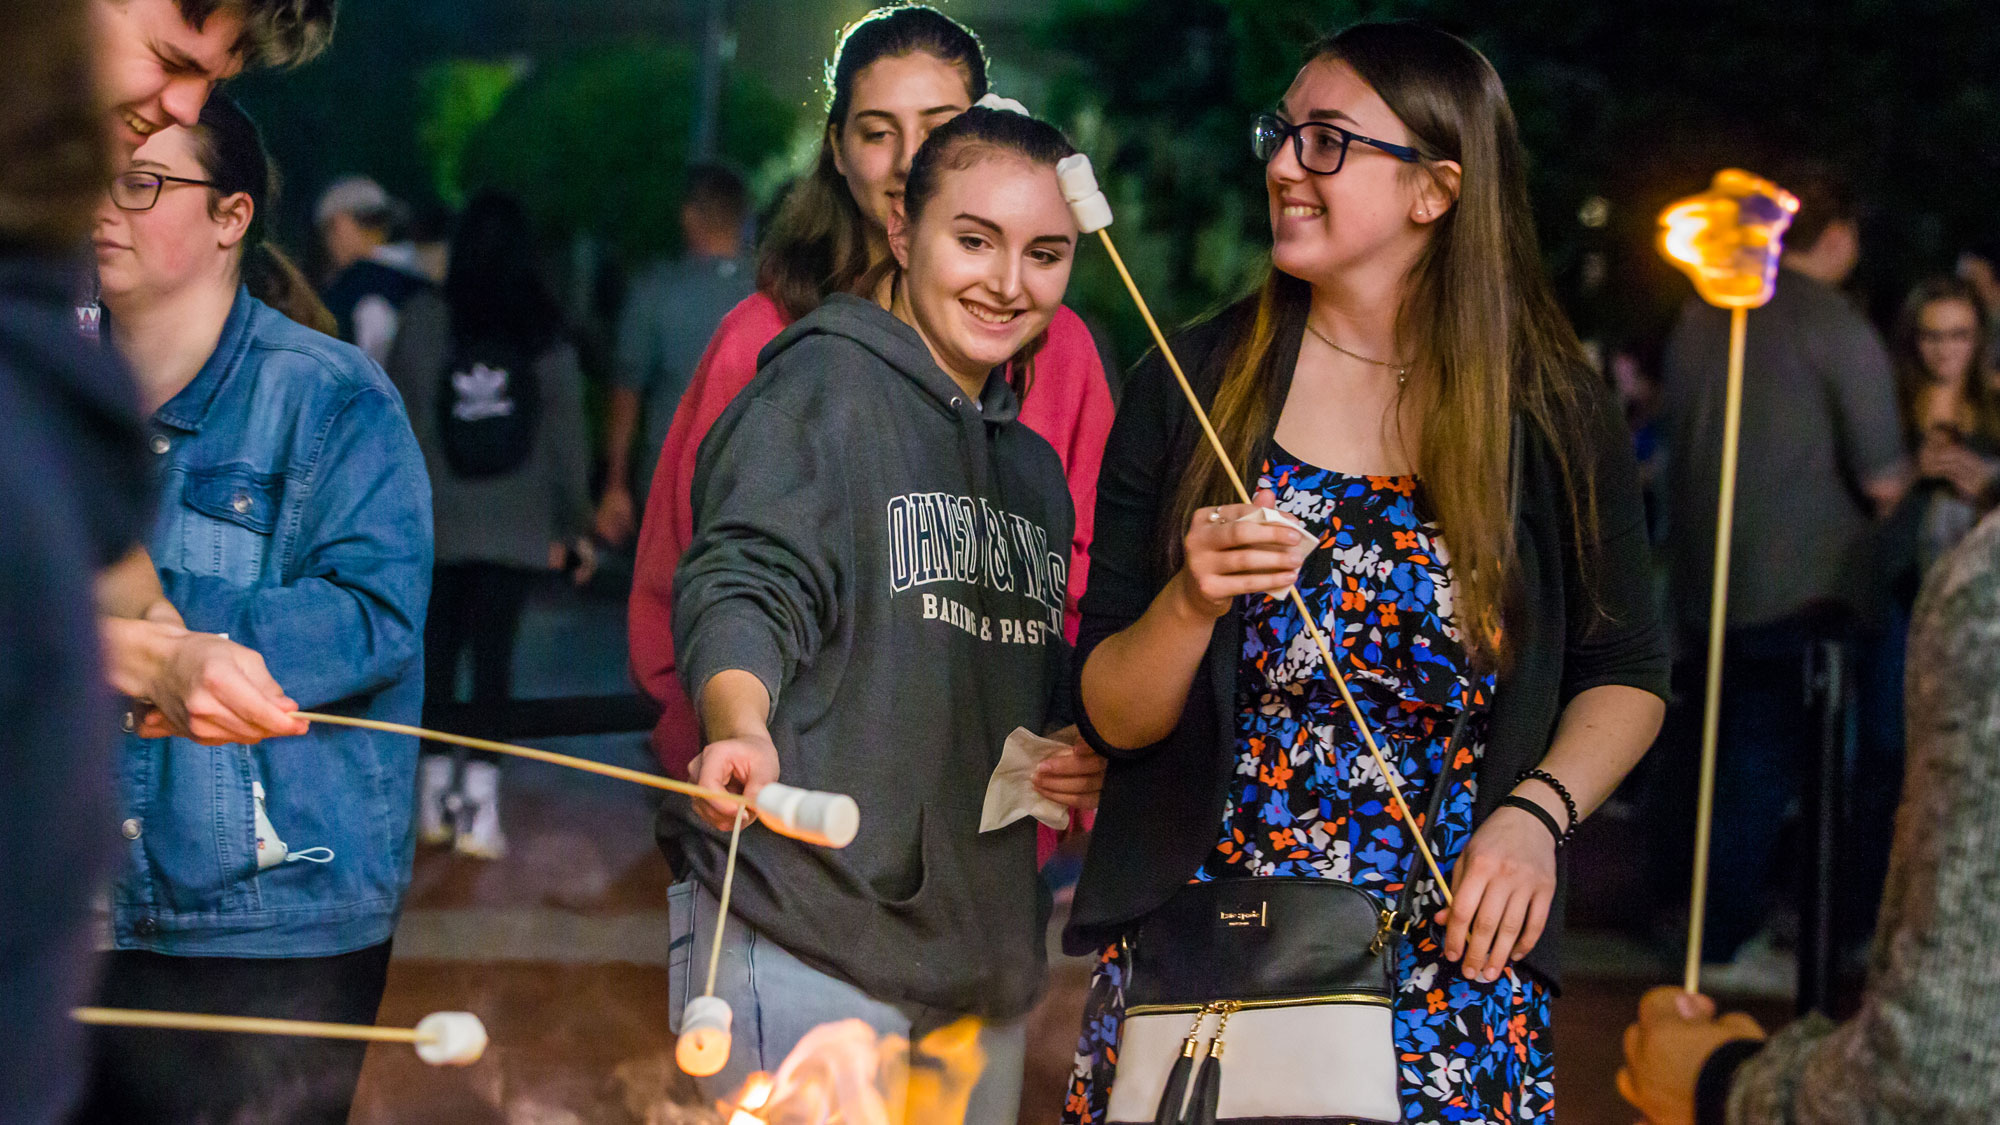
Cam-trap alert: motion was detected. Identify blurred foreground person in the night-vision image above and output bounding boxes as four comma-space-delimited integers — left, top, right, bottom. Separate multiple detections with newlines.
0, 2, 148, 1120
387, 192, 592, 860
76, 96, 430, 1125
1620, 506, 2000, 1125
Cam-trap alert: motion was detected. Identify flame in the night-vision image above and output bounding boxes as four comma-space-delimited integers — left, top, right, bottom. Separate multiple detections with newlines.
727, 1072, 775, 1123
1657, 169, 1800, 310
726, 1017, 987, 1125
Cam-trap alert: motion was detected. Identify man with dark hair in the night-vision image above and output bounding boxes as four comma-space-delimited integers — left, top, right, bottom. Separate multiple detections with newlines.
596, 163, 755, 543
1657, 163, 1912, 986
91, 0, 334, 157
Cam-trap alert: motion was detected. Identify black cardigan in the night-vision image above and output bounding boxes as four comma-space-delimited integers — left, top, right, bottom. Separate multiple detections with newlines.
1062, 306, 1671, 989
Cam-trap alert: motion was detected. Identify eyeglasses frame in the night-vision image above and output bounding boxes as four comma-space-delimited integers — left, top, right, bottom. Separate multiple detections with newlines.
111, 171, 220, 212
1251, 112, 1421, 175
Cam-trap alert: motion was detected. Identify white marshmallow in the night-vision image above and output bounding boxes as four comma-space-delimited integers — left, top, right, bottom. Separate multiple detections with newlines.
754, 783, 860, 849
974, 93, 1031, 116
413, 1011, 488, 1067
1056, 154, 1114, 234
1235, 506, 1311, 537
676, 995, 734, 1077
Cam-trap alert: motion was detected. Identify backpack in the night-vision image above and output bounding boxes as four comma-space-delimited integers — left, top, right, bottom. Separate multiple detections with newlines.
436, 337, 541, 478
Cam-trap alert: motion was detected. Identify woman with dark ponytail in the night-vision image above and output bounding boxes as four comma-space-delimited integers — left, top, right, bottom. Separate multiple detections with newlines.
629, 5, 1115, 789
82, 94, 432, 1124
666, 105, 1100, 1119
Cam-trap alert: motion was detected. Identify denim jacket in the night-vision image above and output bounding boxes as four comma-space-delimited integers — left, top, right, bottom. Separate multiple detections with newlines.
113, 288, 432, 958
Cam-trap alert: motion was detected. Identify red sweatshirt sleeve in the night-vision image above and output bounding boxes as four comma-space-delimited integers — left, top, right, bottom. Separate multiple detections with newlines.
1023, 306, 1115, 644
629, 292, 788, 774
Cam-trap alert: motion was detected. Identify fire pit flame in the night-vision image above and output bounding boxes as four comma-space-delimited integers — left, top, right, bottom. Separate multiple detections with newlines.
723, 1017, 985, 1124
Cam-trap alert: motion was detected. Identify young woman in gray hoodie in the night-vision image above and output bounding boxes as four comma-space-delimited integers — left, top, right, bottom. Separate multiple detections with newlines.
664, 107, 1104, 1118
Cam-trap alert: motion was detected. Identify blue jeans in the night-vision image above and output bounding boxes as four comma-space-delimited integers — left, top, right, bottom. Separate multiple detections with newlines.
667, 880, 1028, 1122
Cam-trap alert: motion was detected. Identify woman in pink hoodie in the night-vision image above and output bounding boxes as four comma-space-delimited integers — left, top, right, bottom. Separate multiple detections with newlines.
630, 5, 1113, 788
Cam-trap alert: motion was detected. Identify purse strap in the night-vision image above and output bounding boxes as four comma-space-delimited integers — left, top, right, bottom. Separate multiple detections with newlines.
1382, 414, 1521, 932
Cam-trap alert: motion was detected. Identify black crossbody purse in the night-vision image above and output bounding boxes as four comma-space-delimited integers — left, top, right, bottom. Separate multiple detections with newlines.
1104, 710, 1470, 1125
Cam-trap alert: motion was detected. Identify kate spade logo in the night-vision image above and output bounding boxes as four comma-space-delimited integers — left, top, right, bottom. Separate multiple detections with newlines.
1220, 902, 1268, 928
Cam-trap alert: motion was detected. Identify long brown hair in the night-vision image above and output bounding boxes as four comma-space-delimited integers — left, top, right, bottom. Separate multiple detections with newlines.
1892, 275, 2000, 446
1169, 22, 1597, 668
0, 0, 110, 256
756, 5, 987, 322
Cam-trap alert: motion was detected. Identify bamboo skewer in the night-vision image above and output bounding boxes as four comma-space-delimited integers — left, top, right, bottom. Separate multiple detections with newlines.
291, 712, 858, 850
1683, 305, 1750, 993
74, 1007, 428, 1044
1090, 227, 1453, 907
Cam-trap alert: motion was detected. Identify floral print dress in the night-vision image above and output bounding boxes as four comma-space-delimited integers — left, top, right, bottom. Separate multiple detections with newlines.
1063, 451, 1556, 1125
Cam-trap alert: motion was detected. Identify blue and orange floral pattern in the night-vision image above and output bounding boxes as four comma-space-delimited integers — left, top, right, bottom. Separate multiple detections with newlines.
1063, 451, 1554, 1124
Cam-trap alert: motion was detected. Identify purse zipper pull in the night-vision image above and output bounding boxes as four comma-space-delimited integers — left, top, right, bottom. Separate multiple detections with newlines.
1153, 1004, 1213, 1125
1368, 904, 1416, 948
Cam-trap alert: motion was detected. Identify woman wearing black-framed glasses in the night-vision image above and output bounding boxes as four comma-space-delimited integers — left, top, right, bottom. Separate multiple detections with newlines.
108, 169, 217, 212
1060, 23, 1667, 1125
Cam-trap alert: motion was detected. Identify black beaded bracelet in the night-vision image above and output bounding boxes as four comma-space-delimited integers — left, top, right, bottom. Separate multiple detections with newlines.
1498, 795, 1565, 849
1515, 767, 1579, 847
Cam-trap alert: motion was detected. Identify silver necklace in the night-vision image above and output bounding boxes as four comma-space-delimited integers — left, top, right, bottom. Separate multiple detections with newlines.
1306, 320, 1409, 387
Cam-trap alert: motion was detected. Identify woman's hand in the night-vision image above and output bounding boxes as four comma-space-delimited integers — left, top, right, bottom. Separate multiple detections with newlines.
1919, 438, 2000, 503
688, 730, 780, 831
1438, 797, 1559, 980
1031, 725, 1106, 810
1171, 490, 1310, 620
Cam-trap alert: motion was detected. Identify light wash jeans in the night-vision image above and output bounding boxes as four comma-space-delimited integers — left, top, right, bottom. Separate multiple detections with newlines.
667, 879, 1028, 1123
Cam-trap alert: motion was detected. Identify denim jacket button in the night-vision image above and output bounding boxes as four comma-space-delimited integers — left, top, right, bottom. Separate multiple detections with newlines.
121, 818, 142, 840
134, 917, 158, 937
150, 435, 170, 455
232, 493, 252, 514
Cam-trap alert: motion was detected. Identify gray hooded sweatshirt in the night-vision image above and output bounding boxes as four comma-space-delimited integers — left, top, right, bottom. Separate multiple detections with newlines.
666, 293, 1074, 1021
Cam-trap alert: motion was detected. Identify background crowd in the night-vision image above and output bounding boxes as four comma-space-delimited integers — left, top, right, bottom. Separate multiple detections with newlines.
7, 1, 2000, 1124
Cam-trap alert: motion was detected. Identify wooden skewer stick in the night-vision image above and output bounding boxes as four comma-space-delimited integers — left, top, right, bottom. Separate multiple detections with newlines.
1684, 305, 1750, 993
1090, 227, 1453, 907
292, 712, 859, 849
74, 1006, 428, 1045
292, 710, 738, 804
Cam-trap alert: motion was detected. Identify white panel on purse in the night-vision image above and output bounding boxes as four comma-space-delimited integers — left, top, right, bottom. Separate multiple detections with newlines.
1106, 1003, 1400, 1125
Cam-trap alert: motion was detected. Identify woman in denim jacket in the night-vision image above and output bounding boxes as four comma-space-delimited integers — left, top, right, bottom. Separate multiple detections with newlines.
75, 95, 432, 1125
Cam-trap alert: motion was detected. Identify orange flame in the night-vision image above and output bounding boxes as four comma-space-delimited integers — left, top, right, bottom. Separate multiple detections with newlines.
730, 1017, 987, 1125
1657, 169, 1800, 310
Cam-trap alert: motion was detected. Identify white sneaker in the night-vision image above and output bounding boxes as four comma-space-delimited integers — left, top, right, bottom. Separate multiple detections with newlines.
1700, 930, 1795, 998
418, 755, 455, 847
453, 760, 508, 860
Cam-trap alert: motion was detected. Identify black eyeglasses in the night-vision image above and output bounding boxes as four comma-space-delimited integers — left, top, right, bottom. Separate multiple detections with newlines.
110, 171, 218, 212
1251, 113, 1420, 175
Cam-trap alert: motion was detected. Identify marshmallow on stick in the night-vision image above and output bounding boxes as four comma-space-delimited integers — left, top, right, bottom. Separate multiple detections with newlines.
1057, 151, 1455, 905
292, 712, 858, 849
74, 1007, 487, 1067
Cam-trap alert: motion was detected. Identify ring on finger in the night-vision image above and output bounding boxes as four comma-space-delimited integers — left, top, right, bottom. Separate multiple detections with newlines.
1207, 507, 1225, 524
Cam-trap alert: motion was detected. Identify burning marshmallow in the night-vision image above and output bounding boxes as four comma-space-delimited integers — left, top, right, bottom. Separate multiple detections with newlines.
677, 995, 734, 1077
755, 783, 859, 849
413, 1011, 488, 1067
1056, 153, 1114, 235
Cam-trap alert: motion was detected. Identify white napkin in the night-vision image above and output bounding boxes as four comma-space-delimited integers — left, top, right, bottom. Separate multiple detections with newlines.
981, 727, 1072, 833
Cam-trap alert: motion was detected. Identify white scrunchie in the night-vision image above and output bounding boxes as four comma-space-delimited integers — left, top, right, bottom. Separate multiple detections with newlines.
974, 92, 1031, 116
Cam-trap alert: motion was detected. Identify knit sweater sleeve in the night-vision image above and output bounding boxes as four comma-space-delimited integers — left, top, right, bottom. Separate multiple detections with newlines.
1728, 513, 2000, 1124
